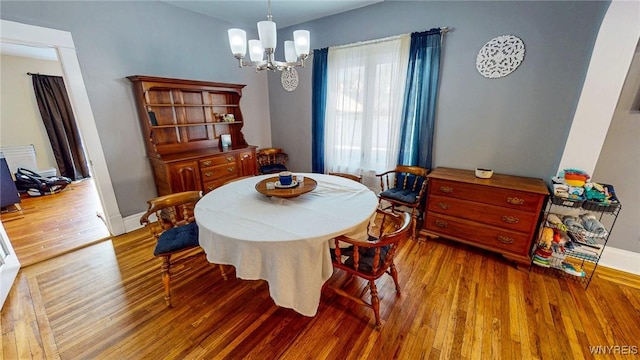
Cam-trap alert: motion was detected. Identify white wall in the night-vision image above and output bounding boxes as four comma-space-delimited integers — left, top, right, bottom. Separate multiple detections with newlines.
0, 54, 61, 173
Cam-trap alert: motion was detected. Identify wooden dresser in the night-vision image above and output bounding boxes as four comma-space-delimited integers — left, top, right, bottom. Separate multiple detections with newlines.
128, 76, 257, 195
420, 167, 549, 266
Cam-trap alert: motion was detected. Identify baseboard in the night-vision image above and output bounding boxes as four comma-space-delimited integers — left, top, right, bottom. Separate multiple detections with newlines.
123, 212, 146, 233
598, 246, 640, 276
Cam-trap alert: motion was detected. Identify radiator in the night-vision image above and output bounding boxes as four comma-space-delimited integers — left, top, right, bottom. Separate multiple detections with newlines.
0, 144, 57, 179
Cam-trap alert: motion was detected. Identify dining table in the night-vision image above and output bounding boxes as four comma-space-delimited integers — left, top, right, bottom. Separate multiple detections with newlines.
194, 173, 378, 316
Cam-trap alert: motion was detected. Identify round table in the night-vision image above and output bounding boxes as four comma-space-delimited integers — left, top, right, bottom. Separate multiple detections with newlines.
194, 173, 378, 316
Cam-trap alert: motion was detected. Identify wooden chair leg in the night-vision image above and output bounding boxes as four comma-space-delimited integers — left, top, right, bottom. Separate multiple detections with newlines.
161, 255, 172, 307
369, 279, 381, 329
410, 209, 418, 240
389, 262, 401, 294
218, 264, 228, 280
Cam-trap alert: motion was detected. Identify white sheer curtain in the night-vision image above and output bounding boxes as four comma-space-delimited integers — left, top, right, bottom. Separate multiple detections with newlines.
324, 35, 410, 189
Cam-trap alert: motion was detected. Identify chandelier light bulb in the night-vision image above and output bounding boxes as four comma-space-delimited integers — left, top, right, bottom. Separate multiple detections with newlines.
248, 40, 264, 62
228, 28, 247, 57
284, 41, 297, 62
293, 30, 310, 56
257, 20, 277, 50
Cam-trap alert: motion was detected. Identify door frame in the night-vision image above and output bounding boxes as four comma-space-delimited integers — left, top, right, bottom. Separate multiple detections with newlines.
1, 19, 124, 235
0, 221, 19, 308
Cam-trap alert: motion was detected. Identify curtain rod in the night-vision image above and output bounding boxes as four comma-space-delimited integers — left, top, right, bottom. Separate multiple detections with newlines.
329, 27, 449, 50
27, 72, 59, 77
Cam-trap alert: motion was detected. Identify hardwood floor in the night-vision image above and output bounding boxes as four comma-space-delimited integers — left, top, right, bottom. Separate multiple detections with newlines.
2, 223, 639, 359
1, 178, 111, 266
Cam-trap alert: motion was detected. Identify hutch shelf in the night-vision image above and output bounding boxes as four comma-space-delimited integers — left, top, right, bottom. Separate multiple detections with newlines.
128, 75, 257, 195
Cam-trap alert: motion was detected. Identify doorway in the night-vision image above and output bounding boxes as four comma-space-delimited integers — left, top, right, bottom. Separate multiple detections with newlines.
0, 20, 124, 268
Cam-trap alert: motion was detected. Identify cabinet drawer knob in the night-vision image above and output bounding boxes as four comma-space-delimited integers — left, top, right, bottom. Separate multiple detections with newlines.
227, 167, 235, 172
437, 202, 451, 210
202, 160, 212, 166
207, 185, 215, 191
435, 220, 448, 228
439, 186, 454, 194
502, 215, 519, 224
497, 236, 514, 244
226, 157, 234, 162
506, 197, 525, 205
205, 172, 213, 177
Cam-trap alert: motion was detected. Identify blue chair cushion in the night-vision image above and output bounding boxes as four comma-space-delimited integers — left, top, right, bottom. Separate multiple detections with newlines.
331, 240, 391, 273
380, 188, 420, 204
260, 164, 288, 174
379, 173, 425, 204
154, 222, 199, 256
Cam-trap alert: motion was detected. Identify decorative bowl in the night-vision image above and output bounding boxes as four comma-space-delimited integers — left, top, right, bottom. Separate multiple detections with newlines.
475, 168, 494, 179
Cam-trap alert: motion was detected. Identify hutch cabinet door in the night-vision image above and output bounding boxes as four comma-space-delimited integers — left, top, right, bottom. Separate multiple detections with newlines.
169, 160, 202, 193
239, 150, 257, 176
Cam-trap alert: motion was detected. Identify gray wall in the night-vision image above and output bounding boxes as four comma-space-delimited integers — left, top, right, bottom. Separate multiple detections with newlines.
269, 1, 609, 180
0, 1, 272, 217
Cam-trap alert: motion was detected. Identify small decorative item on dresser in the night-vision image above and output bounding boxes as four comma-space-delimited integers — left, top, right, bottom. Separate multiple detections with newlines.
223, 113, 235, 122
475, 168, 494, 179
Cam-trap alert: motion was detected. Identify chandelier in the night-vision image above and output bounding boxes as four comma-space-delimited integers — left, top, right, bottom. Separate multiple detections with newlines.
227, 0, 310, 72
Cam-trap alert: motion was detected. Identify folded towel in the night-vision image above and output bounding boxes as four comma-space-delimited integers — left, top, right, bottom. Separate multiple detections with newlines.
563, 216, 584, 233
580, 213, 607, 235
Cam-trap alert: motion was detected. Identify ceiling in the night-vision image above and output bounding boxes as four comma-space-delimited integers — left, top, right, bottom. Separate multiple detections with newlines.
163, 0, 383, 29
1, 1, 383, 60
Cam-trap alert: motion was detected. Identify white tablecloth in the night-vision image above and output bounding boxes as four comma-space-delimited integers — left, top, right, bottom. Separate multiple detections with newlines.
194, 173, 378, 316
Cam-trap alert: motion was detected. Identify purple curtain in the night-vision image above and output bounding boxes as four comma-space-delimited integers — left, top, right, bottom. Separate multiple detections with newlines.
31, 74, 90, 180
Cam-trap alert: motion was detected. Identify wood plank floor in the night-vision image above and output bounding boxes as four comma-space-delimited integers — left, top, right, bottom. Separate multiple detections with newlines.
1, 178, 111, 266
2, 225, 639, 359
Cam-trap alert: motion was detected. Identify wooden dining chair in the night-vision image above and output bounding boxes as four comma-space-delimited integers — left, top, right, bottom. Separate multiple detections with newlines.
375, 165, 429, 239
329, 209, 412, 329
328, 172, 362, 183
140, 191, 226, 307
257, 148, 288, 174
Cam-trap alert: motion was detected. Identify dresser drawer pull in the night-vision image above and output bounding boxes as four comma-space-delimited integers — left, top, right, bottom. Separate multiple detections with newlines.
207, 185, 215, 191
226, 157, 234, 162
202, 160, 212, 166
227, 167, 235, 172
506, 197, 525, 205
205, 172, 213, 177
437, 202, 451, 210
497, 236, 514, 244
439, 186, 454, 194
435, 220, 448, 228
501, 215, 519, 224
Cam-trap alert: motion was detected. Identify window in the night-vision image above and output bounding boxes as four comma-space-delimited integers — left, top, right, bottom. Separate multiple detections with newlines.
324, 35, 410, 185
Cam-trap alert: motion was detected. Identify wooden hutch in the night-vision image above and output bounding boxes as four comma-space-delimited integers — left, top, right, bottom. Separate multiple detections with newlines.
128, 75, 257, 195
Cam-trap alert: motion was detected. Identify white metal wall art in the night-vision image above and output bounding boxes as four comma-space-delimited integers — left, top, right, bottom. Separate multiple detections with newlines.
281, 68, 299, 92
476, 35, 525, 79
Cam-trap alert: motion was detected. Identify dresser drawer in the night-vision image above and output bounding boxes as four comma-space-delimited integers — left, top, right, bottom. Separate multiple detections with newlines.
429, 178, 543, 213
200, 163, 239, 180
424, 213, 530, 256
427, 194, 538, 233
199, 154, 237, 169
202, 177, 235, 193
